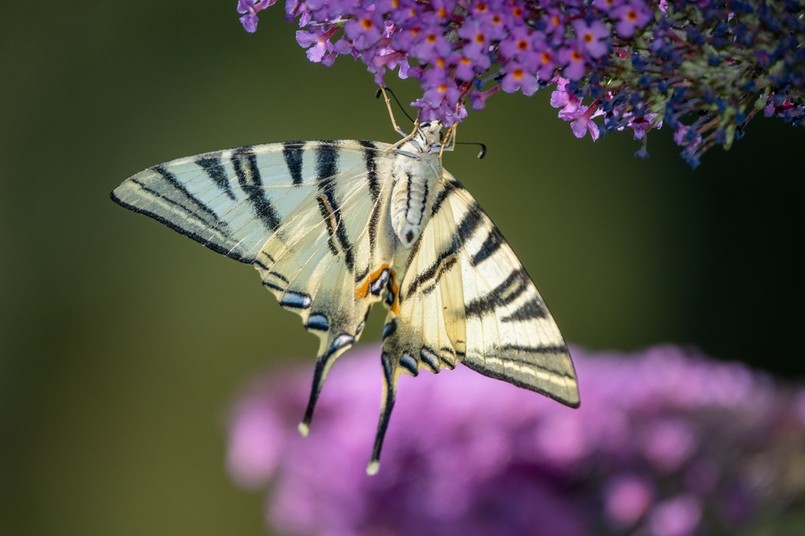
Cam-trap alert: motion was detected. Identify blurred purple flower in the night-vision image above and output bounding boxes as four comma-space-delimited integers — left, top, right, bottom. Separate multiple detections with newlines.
227, 344, 805, 536
605, 475, 654, 526
649, 495, 702, 536
641, 418, 696, 473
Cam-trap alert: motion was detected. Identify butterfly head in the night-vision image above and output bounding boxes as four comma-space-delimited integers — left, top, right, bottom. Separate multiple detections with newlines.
413, 120, 445, 155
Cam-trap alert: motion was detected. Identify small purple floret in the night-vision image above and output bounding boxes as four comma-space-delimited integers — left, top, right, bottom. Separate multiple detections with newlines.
236, 0, 275, 33
613, 1, 652, 38
573, 19, 610, 59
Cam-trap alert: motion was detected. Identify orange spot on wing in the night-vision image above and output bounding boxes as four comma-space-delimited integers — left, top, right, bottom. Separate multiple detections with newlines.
355, 264, 400, 314
355, 263, 390, 299
389, 269, 400, 315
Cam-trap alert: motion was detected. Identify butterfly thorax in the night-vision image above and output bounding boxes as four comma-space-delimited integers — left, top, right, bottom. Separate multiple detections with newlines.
389, 121, 444, 249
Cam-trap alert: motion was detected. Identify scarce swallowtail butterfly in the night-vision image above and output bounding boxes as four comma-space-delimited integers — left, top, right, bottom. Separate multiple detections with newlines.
111, 120, 579, 474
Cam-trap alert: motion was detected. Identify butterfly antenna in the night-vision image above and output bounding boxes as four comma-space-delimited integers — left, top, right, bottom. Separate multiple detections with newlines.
456, 140, 487, 159
367, 352, 398, 475
376, 86, 415, 136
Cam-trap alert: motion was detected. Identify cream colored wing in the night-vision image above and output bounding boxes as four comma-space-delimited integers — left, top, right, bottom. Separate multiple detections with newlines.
369, 173, 579, 473
112, 140, 400, 432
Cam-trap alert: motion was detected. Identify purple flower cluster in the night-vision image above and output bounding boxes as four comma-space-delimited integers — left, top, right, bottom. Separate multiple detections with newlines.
236, 0, 804, 166
227, 344, 805, 536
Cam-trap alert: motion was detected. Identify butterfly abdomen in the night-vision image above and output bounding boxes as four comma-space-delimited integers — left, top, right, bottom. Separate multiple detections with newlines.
389, 146, 441, 249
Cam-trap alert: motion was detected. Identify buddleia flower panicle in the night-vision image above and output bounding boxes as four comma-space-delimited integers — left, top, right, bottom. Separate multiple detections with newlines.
237, 0, 804, 166
227, 344, 805, 536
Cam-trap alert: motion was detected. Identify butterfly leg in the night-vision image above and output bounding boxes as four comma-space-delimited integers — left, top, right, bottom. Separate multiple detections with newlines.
378, 85, 411, 138
438, 123, 458, 160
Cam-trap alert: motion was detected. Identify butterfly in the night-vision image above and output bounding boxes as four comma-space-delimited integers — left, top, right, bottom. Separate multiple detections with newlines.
111, 120, 579, 474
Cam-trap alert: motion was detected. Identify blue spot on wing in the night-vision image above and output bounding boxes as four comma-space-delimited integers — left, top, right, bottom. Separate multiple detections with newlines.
305, 313, 329, 332
327, 333, 355, 357
281, 291, 312, 309
400, 354, 419, 376
419, 348, 440, 372
382, 319, 397, 339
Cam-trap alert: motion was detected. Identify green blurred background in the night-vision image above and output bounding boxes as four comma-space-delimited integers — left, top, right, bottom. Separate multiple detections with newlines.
2, 2, 804, 535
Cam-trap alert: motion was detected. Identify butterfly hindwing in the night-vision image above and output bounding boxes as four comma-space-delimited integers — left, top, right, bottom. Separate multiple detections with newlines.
372, 173, 579, 466
446, 179, 578, 405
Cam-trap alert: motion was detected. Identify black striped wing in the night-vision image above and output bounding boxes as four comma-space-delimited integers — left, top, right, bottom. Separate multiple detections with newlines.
113, 141, 578, 475
112, 140, 400, 432
369, 173, 579, 471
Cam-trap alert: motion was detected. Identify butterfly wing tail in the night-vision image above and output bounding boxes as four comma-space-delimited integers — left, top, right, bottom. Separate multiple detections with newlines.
366, 348, 398, 476
298, 330, 357, 436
